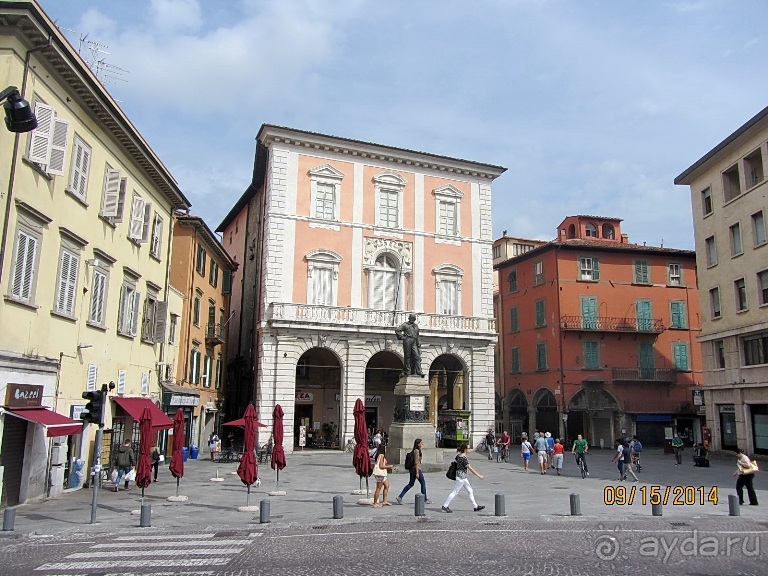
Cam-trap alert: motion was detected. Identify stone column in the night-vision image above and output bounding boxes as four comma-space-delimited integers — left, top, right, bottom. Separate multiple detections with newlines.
387, 375, 443, 466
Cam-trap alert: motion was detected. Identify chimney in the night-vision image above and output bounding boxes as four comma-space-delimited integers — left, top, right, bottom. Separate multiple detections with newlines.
621, 234, 629, 244
559, 229, 566, 240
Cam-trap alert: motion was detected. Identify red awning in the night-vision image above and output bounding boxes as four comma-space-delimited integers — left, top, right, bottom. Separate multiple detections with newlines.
6, 407, 83, 437
113, 397, 173, 430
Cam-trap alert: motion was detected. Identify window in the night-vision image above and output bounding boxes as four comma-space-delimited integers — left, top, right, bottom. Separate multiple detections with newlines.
189, 347, 201, 384
196, 245, 207, 276
581, 296, 598, 330
368, 253, 399, 310
701, 187, 713, 216
68, 136, 91, 200
207, 301, 216, 336
533, 261, 544, 285
668, 263, 682, 286
53, 241, 81, 317
714, 340, 725, 369
116, 369, 126, 394
168, 313, 178, 344
141, 290, 167, 344
722, 164, 741, 203
536, 342, 548, 370
507, 269, 518, 293
752, 211, 766, 247
743, 332, 768, 366
513, 243, 536, 256
117, 277, 141, 337
433, 185, 463, 237
141, 372, 150, 395
735, 278, 748, 311
27, 101, 70, 175
535, 299, 546, 327
639, 342, 655, 377
88, 265, 109, 327
435, 264, 463, 316
193, 292, 201, 326
602, 224, 615, 239
209, 260, 219, 288
585, 222, 598, 237
86, 364, 97, 392
492, 245, 501, 259
670, 300, 687, 328
374, 172, 405, 229
758, 270, 768, 306
633, 260, 650, 284
509, 306, 519, 333
636, 299, 652, 331
309, 164, 343, 222
673, 342, 690, 371
744, 148, 764, 188
215, 355, 223, 389
729, 222, 743, 256
8, 213, 43, 305
579, 256, 600, 281
202, 353, 213, 387
510, 347, 521, 373
705, 236, 717, 267
99, 167, 126, 223
307, 249, 342, 307
150, 213, 163, 259
583, 341, 600, 369
710, 287, 721, 318
128, 191, 152, 242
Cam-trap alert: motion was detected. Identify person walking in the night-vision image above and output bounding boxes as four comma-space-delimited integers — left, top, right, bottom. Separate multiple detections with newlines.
733, 448, 759, 505
552, 438, 565, 475
396, 439, 432, 505
672, 434, 684, 465
545, 432, 555, 468
442, 444, 485, 513
521, 436, 534, 471
209, 432, 220, 461
571, 434, 589, 476
372, 444, 393, 507
534, 432, 549, 474
622, 439, 639, 482
485, 428, 496, 460
112, 439, 135, 492
150, 443, 161, 482
612, 439, 627, 480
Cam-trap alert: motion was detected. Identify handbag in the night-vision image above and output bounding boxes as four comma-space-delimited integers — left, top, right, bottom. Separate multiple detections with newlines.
446, 461, 458, 480
744, 460, 759, 474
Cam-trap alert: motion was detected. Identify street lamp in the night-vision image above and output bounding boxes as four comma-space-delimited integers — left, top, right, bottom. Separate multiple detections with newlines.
1, 85, 37, 133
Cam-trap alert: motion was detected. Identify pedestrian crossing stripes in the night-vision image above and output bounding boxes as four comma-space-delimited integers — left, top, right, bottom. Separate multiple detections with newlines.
34, 533, 262, 573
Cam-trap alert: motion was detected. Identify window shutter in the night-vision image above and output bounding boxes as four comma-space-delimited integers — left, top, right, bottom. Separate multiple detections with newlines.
130, 291, 141, 336
117, 285, 128, 333
86, 364, 98, 391
151, 214, 163, 257
115, 178, 127, 222
117, 369, 126, 394
141, 372, 149, 395
222, 269, 232, 295
28, 103, 54, 164
12, 231, 37, 301
47, 118, 70, 176
154, 300, 168, 344
371, 270, 385, 309
141, 203, 152, 242
129, 195, 145, 239
141, 297, 154, 341
89, 270, 106, 324
593, 258, 600, 280
101, 169, 121, 217
70, 140, 91, 197
56, 250, 78, 315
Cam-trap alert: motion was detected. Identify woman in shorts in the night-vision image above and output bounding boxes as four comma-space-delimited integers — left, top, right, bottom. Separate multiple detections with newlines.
372, 444, 393, 507
521, 436, 533, 471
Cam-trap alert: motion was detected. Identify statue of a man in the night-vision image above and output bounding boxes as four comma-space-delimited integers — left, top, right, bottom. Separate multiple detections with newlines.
395, 313, 424, 377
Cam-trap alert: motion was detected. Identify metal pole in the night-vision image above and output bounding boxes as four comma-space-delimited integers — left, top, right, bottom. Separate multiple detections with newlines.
414, 493, 425, 516
90, 426, 104, 524
652, 503, 663, 516
260, 499, 271, 523
333, 495, 344, 519
569, 493, 581, 516
139, 504, 151, 527
494, 493, 506, 516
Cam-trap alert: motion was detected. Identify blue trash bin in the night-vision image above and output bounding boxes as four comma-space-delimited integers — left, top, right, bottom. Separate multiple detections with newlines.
182, 447, 189, 462
190, 445, 199, 459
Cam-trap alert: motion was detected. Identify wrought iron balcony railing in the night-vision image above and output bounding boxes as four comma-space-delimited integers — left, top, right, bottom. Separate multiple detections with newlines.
205, 323, 225, 346
560, 315, 665, 334
612, 367, 677, 382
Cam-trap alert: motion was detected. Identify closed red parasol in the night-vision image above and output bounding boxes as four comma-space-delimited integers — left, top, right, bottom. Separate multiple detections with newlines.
169, 409, 185, 488
271, 404, 286, 491
135, 406, 153, 496
237, 404, 259, 505
352, 398, 372, 494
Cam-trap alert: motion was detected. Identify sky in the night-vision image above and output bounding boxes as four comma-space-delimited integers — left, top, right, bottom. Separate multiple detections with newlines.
37, 0, 768, 250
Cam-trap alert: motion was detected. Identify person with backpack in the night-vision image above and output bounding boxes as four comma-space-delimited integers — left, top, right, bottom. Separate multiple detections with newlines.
441, 444, 485, 513
630, 435, 643, 471
521, 436, 534, 472
396, 438, 432, 505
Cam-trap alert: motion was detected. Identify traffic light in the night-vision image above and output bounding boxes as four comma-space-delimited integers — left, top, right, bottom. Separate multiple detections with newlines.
81, 390, 104, 425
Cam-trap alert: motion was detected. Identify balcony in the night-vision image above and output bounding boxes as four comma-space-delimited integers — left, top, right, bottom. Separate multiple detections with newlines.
560, 315, 665, 334
266, 303, 496, 339
612, 367, 677, 383
205, 324, 225, 346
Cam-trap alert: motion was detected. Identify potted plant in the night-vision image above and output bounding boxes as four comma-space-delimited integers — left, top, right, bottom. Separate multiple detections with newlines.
321, 422, 337, 447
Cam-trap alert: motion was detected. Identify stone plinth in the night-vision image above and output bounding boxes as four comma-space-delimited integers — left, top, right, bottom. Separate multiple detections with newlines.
388, 375, 443, 468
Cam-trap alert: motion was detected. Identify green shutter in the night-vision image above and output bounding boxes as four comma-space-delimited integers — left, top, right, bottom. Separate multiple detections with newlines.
222, 269, 232, 295
535, 300, 545, 327
670, 301, 686, 328
584, 341, 599, 369
673, 343, 689, 371
537, 343, 547, 370
511, 348, 520, 373
510, 307, 519, 332
593, 258, 600, 280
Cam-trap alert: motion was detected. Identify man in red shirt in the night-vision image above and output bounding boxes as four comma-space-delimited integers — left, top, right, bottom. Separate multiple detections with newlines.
552, 438, 565, 475
497, 430, 511, 462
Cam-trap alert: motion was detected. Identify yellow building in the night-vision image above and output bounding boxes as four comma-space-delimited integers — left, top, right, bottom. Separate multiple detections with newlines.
169, 215, 236, 453
0, 1, 190, 505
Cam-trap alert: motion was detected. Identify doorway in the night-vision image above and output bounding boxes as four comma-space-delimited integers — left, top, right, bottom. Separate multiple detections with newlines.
294, 404, 313, 446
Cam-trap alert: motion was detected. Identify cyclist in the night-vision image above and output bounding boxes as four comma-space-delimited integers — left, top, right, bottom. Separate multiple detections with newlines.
571, 433, 589, 476
497, 430, 511, 462
484, 429, 496, 460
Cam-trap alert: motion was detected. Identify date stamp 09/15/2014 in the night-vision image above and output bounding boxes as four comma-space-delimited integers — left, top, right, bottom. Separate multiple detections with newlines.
604, 485, 719, 506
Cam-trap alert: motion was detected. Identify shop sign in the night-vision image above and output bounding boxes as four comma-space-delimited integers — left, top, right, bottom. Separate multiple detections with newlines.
170, 394, 198, 407
5, 383, 43, 407
334, 394, 382, 403
692, 389, 704, 406
719, 405, 735, 414
296, 392, 314, 403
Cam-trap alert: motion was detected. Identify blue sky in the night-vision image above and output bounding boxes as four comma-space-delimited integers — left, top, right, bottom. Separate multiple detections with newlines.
38, 0, 768, 249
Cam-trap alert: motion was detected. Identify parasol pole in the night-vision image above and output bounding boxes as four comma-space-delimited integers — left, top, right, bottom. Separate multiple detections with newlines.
276, 469, 279, 492
141, 486, 145, 506
247, 484, 251, 507
366, 476, 370, 498
175, 477, 180, 498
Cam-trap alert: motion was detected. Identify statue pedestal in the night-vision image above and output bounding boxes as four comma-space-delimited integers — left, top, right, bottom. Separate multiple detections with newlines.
388, 375, 443, 468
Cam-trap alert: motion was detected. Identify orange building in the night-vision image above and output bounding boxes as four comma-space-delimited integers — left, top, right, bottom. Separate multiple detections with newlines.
495, 215, 703, 448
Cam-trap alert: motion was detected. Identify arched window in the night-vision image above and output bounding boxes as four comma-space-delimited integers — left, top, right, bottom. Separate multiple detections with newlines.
507, 269, 518, 292
602, 223, 615, 239
369, 253, 400, 310
568, 224, 576, 239
434, 264, 463, 316
585, 222, 598, 237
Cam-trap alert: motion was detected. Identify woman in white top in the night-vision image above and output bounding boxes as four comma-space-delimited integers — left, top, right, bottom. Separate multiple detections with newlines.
372, 444, 393, 507
442, 443, 485, 513
733, 448, 758, 505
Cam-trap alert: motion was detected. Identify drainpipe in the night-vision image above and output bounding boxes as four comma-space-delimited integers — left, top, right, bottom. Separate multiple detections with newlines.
554, 245, 567, 442
0, 38, 51, 284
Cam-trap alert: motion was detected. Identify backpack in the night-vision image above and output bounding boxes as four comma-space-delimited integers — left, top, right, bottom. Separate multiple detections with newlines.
404, 450, 415, 471
446, 460, 457, 480
633, 440, 642, 453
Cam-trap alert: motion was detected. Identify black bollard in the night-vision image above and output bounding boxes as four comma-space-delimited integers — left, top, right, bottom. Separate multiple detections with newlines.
728, 494, 740, 517
139, 504, 151, 527
652, 503, 663, 516
569, 493, 581, 516
495, 493, 506, 516
414, 493, 425, 516
260, 499, 271, 523
2, 508, 15, 531
333, 495, 343, 519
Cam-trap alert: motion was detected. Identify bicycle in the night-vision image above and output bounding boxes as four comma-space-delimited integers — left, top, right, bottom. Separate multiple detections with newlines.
496, 444, 509, 463
345, 438, 356, 453
575, 453, 587, 478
